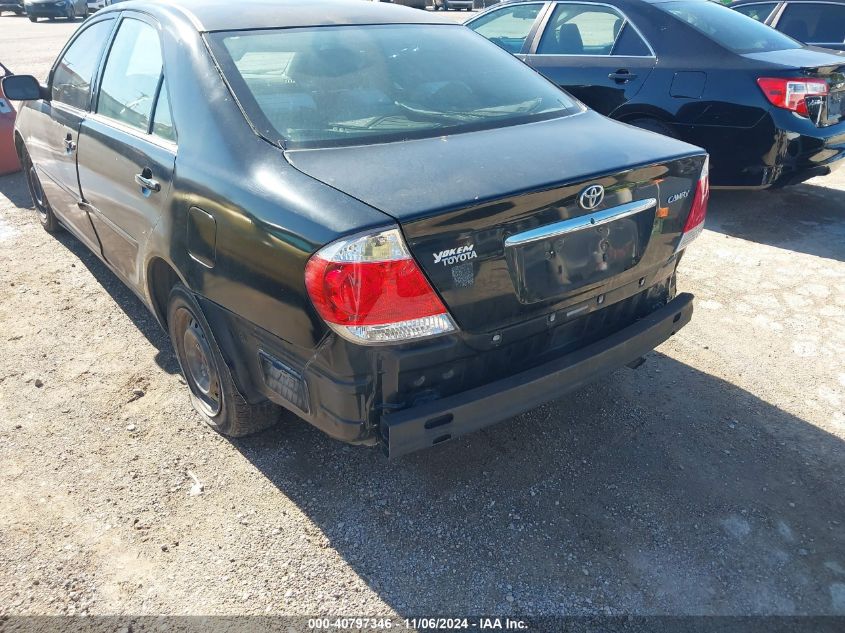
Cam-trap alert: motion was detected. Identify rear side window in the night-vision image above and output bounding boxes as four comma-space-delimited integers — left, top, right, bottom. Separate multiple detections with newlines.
152, 82, 176, 143
613, 23, 651, 56
778, 2, 845, 43
97, 18, 163, 132
51, 19, 114, 109
659, 0, 802, 53
733, 2, 779, 22
469, 3, 544, 53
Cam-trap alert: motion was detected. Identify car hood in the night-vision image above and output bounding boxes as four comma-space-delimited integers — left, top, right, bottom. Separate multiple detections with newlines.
284, 111, 703, 221
743, 46, 845, 71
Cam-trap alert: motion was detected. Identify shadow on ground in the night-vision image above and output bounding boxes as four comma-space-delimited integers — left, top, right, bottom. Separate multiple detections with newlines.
235, 353, 845, 615
708, 185, 845, 262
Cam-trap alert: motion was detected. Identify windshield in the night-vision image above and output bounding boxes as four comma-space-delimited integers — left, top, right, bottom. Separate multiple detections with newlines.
207, 24, 580, 148
658, 1, 802, 54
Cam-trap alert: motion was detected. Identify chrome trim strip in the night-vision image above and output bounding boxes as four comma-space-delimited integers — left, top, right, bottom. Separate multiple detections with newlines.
504, 197, 657, 248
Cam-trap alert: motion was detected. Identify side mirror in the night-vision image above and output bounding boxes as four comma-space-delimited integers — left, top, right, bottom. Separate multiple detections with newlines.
1, 75, 48, 101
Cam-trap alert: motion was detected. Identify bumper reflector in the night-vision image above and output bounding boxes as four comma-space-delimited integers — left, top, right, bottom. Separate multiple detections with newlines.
259, 351, 310, 413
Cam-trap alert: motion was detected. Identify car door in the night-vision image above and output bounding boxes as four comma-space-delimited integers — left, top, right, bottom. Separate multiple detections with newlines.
467, 1, 549, 56
77, 14, 176, 286
523, 2, 655, 115
774, 2, 845, 50
25, 17, 115, 251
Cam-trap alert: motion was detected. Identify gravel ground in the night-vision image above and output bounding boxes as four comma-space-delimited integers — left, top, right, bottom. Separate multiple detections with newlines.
1, 13, 844, 619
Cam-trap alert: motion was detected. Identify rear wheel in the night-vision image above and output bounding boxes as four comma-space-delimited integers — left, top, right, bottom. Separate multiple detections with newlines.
65, 4, 75, 19
21, 146, 61, 233
627, 117, 676, 139
167, 283, 282, 437
28, 14, 36, 21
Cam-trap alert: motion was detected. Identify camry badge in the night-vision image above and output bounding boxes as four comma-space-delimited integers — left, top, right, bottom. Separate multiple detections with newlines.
579, 184, 605, 211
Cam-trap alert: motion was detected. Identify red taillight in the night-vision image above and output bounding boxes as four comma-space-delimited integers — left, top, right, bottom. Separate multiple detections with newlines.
676, 157, 709, 252
305, 228, 456, 344
757, 77, 828, 116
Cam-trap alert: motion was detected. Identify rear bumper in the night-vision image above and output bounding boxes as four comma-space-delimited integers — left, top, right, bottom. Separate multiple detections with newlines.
381, 292, 693, 458
678, 113, 845, 188
25, 4, 69, 16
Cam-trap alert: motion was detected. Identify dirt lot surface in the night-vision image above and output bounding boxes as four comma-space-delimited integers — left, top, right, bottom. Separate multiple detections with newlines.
1, 13, 844, 619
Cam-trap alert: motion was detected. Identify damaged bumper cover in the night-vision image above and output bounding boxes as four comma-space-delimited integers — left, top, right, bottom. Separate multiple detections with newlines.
381, 293, 694, 459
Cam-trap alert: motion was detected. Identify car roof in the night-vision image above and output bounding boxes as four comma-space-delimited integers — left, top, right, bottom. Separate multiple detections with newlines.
731, 0, 845, 5
103, 0, 451, 33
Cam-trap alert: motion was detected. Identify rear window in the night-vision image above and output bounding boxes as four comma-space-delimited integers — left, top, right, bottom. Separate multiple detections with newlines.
659, 0, 802, 53
207, 24, 580, 148
778, 2, 845, 43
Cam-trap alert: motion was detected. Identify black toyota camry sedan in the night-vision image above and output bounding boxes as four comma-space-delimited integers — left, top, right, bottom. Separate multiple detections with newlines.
467, 0, 845, 188
4, 0, 707, 457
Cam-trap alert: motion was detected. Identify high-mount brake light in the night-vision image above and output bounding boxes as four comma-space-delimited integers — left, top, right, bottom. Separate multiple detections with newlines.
676, 157, 709, 253
757, 77, 829, 117
304, 228, 457, 344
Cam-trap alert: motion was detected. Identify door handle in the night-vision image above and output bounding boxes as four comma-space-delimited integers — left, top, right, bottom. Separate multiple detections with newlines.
608, 70, 637, 83
135, 168, 161, 193
64, 133, 76, 153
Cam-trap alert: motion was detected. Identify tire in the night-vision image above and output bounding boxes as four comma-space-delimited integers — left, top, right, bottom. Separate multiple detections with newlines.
66, 5, 74, 20
627, 117, 676, 139
28, 15, 36, 21
21, 146, 62, 233
167, 283, 282, 438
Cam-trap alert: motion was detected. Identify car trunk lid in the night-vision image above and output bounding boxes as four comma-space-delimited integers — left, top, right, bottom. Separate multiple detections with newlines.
286, 112, 706, 333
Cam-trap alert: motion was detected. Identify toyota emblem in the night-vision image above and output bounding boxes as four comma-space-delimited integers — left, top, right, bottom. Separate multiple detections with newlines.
579, 185, 605, 211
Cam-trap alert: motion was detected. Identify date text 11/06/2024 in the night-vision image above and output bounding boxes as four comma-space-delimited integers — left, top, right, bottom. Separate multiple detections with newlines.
307, 617, 529, 630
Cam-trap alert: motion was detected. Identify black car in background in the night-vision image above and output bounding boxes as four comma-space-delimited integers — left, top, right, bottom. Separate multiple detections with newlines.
25, 0, 89, 21
0, 1, 24, 14
731, 0, 845, 51
467, 0, 845, 188
5, 0, 707, 456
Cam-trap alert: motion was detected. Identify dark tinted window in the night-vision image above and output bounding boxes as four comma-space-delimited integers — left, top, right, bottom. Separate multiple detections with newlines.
660, 1, 802, 53
210, 24, 580, 148
51, 19, 114, 109
613, 23, 652, 55
733, 2, 779, 22
97, 19, 162, 132
468, 3, 544, 53
778, 3, 845, 43
152, 82, 176, 143
538, 3, 624, 55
